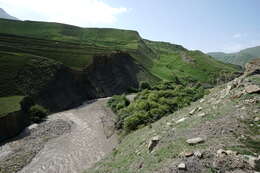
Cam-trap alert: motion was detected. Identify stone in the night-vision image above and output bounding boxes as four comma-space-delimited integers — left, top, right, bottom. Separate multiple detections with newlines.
200, 99, 205, 103
28, 123, 38, 130
178, 162, 186, 170
247, 155, 260, 170
197, 112, 206, 117
217, 149, 227, 157
148, 136, 160, 152
254, 117, 260, 122
197, 107, 202, 111
166, 122, 172, 126
186, 137, 204, 145
226, 150, 237, 155
176, 117, 187, 124
194, 151, 203, 158
245, 85, 260, 94
189, 108, 197, 115
184, 152, 194, 157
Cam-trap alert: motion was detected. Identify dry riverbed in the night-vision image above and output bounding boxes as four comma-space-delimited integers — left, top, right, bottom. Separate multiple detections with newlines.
0, 97, 118, 173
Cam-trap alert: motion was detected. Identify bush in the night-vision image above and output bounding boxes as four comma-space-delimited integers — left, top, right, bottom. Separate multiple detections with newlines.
29, 105, 48, 123
110, 81, 205, 133
139, 81, 151, 90
20, 96, 34, 113
107, 95, 130, 113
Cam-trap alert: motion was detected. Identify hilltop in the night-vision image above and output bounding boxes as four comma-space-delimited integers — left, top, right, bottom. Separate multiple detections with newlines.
208, 46, 260, 67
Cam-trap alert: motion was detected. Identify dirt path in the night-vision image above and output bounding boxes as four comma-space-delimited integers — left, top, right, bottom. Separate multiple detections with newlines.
19, 98, 118, 173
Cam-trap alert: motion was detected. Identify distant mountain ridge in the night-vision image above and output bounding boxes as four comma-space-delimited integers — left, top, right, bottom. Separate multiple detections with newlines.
0, 8, 19, 20
208, 46, 260, 67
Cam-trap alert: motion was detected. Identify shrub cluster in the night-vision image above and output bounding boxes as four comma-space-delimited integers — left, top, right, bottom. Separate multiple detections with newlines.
20, 96, 48, 123
108, 81, 205, 132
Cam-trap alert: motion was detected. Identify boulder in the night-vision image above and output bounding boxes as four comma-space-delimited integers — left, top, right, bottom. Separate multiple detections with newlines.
194, 151, 203, 158
178, 162, 186, 170
189, 108, 197, 115
245, 85, 260, 94
176, 117, 187, 124
148, 135, 160, 152
186, 137, 204, 145
197, 112, 206, 117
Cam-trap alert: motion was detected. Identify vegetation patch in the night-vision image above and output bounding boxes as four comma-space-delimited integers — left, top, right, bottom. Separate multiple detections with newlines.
108, 80, 204, 132
0, 95, 24, 116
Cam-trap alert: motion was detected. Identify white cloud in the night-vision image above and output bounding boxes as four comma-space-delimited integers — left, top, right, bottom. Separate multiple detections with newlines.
233, 33, 242, 39
0, 0, 127, 26
232, 33, 247, 39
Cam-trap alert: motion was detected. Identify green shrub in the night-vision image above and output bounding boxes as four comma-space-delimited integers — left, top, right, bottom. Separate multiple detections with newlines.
29, 105, 48, 123
20, 96, 34, 113
139, 81, 151, 90
107, 95, 130, 113
109, 81, 205, 133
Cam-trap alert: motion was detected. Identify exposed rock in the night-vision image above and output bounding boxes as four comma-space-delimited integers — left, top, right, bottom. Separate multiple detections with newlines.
185, 152, 194, 157
186, 137, 204, 145
194, 151, 203, 158
28, 123, 38, 130
148, 136, 160, 152
176, 117, 187, 124
166, 122, 173, 127
247, 155, 260, 171
244, 59, 260, 76
189, 108, 197, 115
178, 162, 186, 170
245, 85, 260, 94
199, 99, 205, 103
197, 112, 206, 117
217, 149, 227, 157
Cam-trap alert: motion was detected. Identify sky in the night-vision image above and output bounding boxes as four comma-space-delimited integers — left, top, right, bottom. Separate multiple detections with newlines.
0, 0, 259, 53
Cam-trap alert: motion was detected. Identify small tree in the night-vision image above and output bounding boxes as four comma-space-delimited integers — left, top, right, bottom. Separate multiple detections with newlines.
20, 96, 34, 113
139, 81, 151, 90
29, 105, 48, 123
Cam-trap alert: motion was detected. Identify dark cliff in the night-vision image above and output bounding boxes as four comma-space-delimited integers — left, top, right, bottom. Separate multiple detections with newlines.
17, 52, 145, 112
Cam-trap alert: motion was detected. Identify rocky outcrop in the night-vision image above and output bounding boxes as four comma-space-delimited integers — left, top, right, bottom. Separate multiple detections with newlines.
18, 52, 144, 112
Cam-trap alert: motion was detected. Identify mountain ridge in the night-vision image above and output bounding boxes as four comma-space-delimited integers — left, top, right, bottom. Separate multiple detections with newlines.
208, 46, 260, 67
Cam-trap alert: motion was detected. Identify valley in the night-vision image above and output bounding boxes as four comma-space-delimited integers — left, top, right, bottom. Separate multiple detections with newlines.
0, 14, 259, 173
1, 97, 118, 173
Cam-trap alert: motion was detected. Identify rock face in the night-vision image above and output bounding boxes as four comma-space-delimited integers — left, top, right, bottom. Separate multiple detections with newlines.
0, 111, 28, 141
18, 52, 144, 112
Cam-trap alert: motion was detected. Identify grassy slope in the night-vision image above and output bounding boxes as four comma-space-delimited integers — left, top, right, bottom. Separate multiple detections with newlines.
208, 46, 260, 67
0, 96, 24, 116
0, 19, 240, 114
86, 75, 260, 173
146, 40, 240, 83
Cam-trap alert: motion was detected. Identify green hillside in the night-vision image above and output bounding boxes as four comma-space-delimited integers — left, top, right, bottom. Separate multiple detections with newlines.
208, 46, 260, 67
0, 18, 241, 115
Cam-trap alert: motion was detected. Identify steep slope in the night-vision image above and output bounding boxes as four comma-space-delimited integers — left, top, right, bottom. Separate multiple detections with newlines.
0, 8, 18, 20
146, 40, 241, 85
0, 19, 241, 115
208, 46, 260, 67
86, 59, 260, 173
